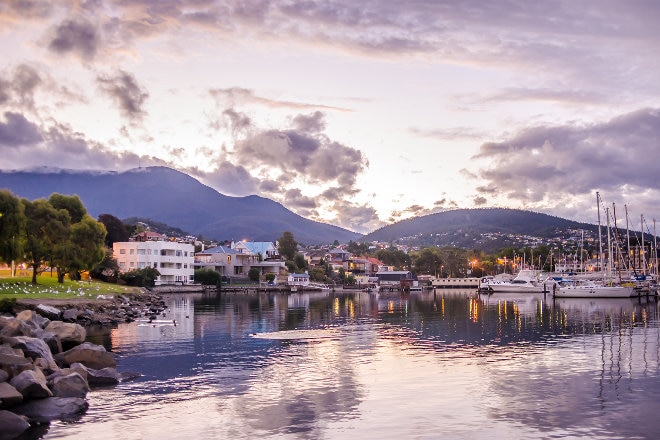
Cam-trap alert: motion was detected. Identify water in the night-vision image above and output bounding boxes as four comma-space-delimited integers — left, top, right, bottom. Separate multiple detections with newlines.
32, 289, 660, 439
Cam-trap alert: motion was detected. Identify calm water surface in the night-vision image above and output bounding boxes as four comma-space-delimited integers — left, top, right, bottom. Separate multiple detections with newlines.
34, 289, 660, 439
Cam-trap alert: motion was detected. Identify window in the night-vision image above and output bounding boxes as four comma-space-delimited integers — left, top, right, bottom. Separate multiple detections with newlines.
138, 262, 146, 268
129, 262, 134, 268
176, 250, 182, 257
138, 249, 146, 255
183, 264, 187, 268
184, 251, 188, 257
119, 249, 126, 254
153, 262, 158, 268
129, 249, 134, 255
176, 263, 182, 269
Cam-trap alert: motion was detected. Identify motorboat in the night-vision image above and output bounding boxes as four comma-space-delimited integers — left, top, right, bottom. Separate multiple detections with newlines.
483, 269, 556, 293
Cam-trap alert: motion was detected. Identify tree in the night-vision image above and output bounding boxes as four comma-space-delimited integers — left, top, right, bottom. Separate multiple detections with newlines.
22, 198, 70, 284
0, 190, 25, 277
66, 216, 107, 280
294, 253, 307, 271
375, 247, 410, 269
90, 249, 120, 283
120, 267, 160, 287
47, 194, 106, 283
98, 213, 130, 247
411, 247, 443, 275
49, 193, 86, 223
194, 268, 222, 285
248, 267, 261, 282
277, 231, 298, 261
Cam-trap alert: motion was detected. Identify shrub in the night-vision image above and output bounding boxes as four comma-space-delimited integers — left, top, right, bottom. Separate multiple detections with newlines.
120, 267, 160, 287
194, 268, 222, 285
248, 267, 261, 282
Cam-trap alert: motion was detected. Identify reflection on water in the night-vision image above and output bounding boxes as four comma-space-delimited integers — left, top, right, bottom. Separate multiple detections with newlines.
39, 289, 660, 439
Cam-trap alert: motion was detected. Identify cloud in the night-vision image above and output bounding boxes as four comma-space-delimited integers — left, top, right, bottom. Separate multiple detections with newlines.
97, 70, 149, 122
472, 107, 660, 220
193, 161, 260, 196
284, 188, 318, 209
47, 18, 100, 61
0, 112, 43, 146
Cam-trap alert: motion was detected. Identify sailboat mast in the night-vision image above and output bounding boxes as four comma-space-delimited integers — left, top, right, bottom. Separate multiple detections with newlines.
625, 204, 631, 274
641, 214, 647, 276
655, 219, 658, 280
597, 192, 604, 275
606, 206, 612, 285
612, 203, 623, 281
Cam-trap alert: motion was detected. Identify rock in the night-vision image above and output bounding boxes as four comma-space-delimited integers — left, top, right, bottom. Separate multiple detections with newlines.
0, 382, 23, 408
62, 309, 79, 322
44, 321, 86, 348
35, 304, 62, 321
50, 372, 89, 398
0, 318, 33, 338
0, 409, 31, 439
54, 342, 116, 370
32, 329, 62, 355
0, 369, 8, 383
7, 336, 55, 363
12, 396, 88, 423
0, 352, 34, 378
16, 309, 50, 331
86, 366, 120, 386
9, 369, 52, 399
119, 371, 141, 383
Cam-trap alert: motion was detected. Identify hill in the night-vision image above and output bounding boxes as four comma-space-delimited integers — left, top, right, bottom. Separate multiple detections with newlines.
0, 166, 361, 245
363, 208, 601, 252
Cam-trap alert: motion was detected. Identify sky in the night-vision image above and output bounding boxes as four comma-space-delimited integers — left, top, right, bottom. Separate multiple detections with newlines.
1, 1, 660, 235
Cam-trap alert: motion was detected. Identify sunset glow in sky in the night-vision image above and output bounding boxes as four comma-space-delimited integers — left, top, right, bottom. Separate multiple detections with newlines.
2, 1, 660, 233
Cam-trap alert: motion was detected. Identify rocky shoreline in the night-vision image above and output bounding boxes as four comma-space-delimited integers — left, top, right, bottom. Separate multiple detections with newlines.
1, 289, 168, 439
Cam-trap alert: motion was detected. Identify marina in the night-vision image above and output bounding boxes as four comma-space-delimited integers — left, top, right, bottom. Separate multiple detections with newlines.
31, 288, 660, 439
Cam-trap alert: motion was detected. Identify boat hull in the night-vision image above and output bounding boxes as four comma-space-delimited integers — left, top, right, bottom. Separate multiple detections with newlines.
554, 285, 636, 298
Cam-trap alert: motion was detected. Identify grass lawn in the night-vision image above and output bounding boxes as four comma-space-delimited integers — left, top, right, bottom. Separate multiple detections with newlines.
0, 268, 141, 300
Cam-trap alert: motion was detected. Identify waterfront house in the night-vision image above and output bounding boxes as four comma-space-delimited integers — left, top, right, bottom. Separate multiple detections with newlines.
195, 241, 285, 279
113, 234, 194, 285
375, 270, 416, 287
288, 272, 310, 287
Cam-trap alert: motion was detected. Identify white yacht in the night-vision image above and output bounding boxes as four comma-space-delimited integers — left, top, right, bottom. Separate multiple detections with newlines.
483, 269, 556, 293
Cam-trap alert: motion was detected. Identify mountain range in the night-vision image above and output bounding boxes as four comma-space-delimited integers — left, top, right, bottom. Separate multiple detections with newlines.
0, 166, 360, 245
1, 166, 624, 251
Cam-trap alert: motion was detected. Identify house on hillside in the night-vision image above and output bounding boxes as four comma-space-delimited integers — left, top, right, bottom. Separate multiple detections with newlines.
345, 257, 384, 277
113, 234, 194, 285
232, 241, 279, 259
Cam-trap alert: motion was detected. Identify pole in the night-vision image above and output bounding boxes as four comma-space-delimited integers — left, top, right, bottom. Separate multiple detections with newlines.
597, 192, 603, 275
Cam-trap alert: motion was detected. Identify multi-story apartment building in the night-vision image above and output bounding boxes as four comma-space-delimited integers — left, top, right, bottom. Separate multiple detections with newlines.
113, 231, 194, 285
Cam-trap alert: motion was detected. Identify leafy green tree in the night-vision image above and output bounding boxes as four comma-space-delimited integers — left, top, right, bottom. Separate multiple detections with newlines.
294, 253, 307, 271
308, 267, 328, 283
277, 231, 298, 261
265, 273, 276, 283
411, 247, 443, 275
22, 198, 70, 284
248, 267, 261, 282
346, 240, 370, 256
49, 193, 86, 223
0, 190, 25, 276
375, 247, 410, 269
66, 216, 107, 280
47, 194, 106, 282
194, 268, 222, 285
98, 213, 130, 247
120, 267, 160, 287
90, 249, 120, 282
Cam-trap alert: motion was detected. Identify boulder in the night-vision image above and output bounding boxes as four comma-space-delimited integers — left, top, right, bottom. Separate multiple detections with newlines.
7, 336, 55, 363
0, 369, 8, 383
16, 309, 50, 331
12, 396, 88, 423
32, 329, 63, 355
62, 309, 80, 322
77, 364, 121, 386
54, 342, 116, 370
50, 372, 89, 398
0, 382, 23, 408
9, 369, 52, 399
0, 318, 33, 338
0, 353, 34, 378
0, 409, 31, 439
35, 304, 62, 321
44, 321, 86, 347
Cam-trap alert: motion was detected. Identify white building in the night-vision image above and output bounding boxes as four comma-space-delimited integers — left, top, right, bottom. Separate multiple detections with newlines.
113, 232, 195, 285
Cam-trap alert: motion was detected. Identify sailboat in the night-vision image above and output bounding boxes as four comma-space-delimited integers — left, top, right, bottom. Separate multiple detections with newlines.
554, 192, 636, 298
